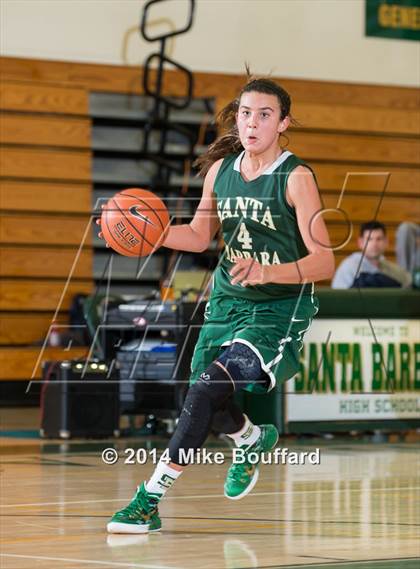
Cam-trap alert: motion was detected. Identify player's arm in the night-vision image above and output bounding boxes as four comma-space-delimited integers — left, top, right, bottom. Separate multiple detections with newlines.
162, 159, 222, 253
270, 165, 335, 283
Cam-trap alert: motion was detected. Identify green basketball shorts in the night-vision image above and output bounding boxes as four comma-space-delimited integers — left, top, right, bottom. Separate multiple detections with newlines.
189, 293, 319, 393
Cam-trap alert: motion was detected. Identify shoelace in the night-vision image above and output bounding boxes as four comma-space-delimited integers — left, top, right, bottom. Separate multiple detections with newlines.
119, 489, 158, 520
227, 461, 256, 483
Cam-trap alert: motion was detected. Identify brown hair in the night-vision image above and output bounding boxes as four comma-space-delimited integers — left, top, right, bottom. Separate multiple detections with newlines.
360, 221, 386, 237
194, 74, 294, 177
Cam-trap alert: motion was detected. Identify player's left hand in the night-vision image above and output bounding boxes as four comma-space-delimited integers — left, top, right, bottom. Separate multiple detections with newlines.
229, 258, 268, 286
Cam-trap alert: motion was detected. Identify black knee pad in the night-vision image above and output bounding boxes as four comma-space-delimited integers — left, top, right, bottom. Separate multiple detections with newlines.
168, 362, 234, 465
197, 362, 235, 406
217, 342, 270, 390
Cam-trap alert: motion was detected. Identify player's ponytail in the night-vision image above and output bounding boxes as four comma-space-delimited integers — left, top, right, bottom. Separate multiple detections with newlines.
193, 98, 242, 176
194, 72, 295, 177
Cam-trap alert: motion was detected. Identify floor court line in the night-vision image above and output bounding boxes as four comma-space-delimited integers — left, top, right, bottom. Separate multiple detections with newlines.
1, 486, 419, 509
12, 519, 58, 531
276, 561, 420, 569
2, 513, 419, 527
0, 553, 175, 569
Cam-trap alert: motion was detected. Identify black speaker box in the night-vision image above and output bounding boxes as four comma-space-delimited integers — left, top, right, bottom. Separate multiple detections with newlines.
40, 360, 120, 439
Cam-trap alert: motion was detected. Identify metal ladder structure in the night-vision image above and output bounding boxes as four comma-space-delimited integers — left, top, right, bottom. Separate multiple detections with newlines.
140, 0, 196, 190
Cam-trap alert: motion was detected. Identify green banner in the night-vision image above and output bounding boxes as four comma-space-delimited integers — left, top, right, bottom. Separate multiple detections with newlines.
366, 0, 420, 41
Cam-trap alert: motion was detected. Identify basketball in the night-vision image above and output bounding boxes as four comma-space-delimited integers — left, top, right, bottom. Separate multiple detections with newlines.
100, 188, 170, 257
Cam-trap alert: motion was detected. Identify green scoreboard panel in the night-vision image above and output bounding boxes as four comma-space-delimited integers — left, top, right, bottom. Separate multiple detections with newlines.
366, 0, 420, 41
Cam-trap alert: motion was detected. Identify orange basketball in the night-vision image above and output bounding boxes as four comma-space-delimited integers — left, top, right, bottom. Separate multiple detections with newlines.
100, 188, 170, 257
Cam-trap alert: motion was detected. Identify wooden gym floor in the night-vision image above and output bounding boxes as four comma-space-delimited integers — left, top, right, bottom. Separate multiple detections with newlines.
0, 408, 419, 569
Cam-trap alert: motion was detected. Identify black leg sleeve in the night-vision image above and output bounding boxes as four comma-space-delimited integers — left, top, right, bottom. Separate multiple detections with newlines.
168, 362, 234, 465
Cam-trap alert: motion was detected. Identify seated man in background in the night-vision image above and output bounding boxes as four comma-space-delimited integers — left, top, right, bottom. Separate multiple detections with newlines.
332, 221, 412, 289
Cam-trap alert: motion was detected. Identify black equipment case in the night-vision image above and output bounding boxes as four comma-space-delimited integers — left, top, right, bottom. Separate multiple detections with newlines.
40, 360, 120, 439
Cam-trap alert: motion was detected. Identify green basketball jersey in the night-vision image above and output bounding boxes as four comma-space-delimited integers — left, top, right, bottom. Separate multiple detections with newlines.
212, 150, 314, 301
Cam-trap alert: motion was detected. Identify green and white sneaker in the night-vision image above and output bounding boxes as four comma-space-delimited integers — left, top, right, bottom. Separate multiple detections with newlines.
107, 482, 162, 534
224, 424, 279, 500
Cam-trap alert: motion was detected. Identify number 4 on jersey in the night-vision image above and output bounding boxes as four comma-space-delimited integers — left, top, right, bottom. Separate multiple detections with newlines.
237, 222, 253, 250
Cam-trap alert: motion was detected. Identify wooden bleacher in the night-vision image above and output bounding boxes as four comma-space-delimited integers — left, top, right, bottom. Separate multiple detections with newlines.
0, 56, 419, 385
0, 78, 92, 383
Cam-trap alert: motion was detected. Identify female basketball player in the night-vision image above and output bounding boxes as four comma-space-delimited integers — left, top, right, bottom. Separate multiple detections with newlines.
103, 77, 335, 533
